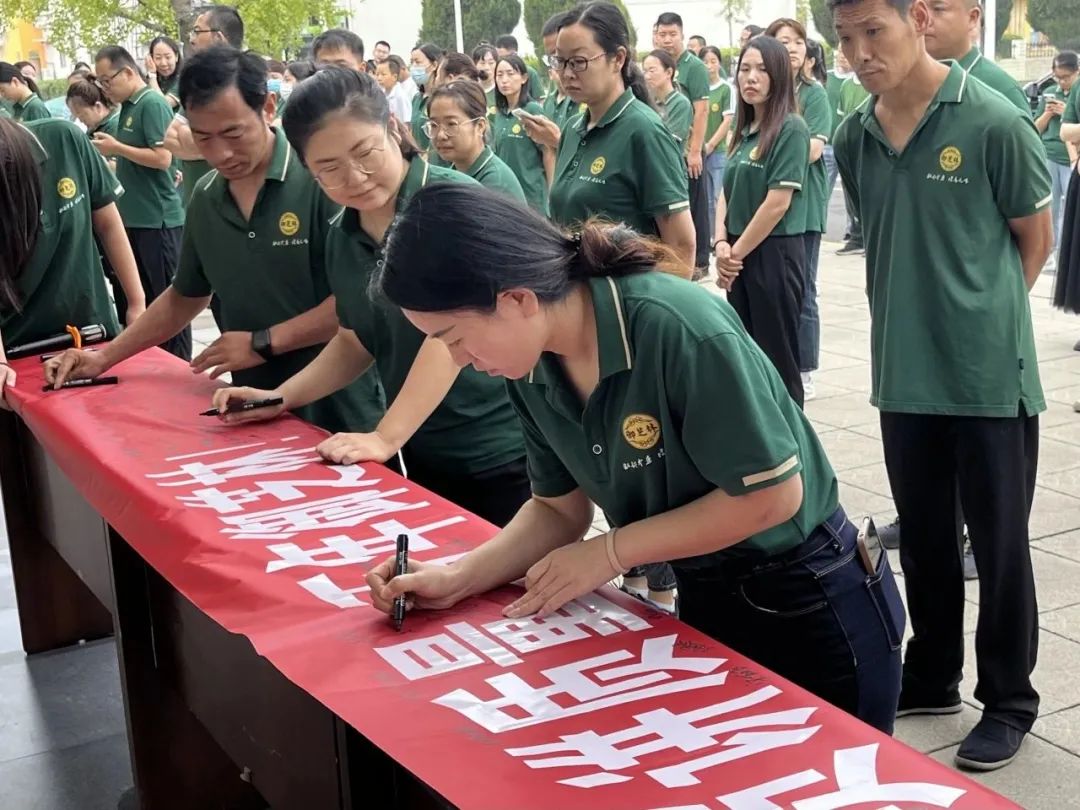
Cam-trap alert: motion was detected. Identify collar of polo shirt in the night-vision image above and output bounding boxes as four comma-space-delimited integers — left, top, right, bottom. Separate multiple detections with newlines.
859, 60, 968, 129
527, 276, 633, 385
335, 156, 430, 240
572, 88, 636, 136
19, 122, 48, 165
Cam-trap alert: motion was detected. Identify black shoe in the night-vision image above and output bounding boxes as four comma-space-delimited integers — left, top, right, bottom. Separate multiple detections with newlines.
955, 716, 1026, 771
962, 534, 977, 581
1074, 337, 1080, 352
895, 685, 962, 718
836, 241, 865, 256
879, 517, 900, 550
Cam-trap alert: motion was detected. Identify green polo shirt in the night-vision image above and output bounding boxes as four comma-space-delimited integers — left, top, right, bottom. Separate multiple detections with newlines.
797, 79, 832, 234
115, 87, 184, 228
542, 93, 587, 131
0, 99, 12, 118
493, 102, 548, 214
550, 89, 689, 236
837, 76, 871, 121
674, 50, 710, 103
1, 119, 122, 348
1065, 86, 1080, 128
507, 271, 839, 558
526, 64, 546, 100
1037, 84, 1071, 166
656, 89, 693, 153
723, 113, 809, 236
327, 158, 526, 474
175, 106, 213, 205
958, 48, 1029, 115
13, 93, 50, 122
834, 62, 1049, 417
411, 92, 431, 151
88, 109, 120, 138
825, 70, 846, 140
171, 128, 385, 434
463, 146, 526, 201
485, 86, 497, 122
705, 82, 732, 143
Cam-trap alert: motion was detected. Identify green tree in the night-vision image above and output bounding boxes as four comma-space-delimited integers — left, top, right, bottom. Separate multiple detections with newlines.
719, 0, 752, 48
994, 0, 1013, 44
522, 0, 637, 54
420, 0, 521, 52
0, 0, 341, 58
1029, 0, 1080, 48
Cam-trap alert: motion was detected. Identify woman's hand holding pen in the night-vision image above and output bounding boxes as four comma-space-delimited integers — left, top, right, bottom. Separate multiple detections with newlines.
210, 386, 287, 424
44, 349, 111, 389
366, 558, 470, 615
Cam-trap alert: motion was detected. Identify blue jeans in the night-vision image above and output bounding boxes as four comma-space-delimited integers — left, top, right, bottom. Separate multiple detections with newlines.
799, 231, 822, 372
677, 507, 905, 734
1049, 159, 1072, 254
625, 563, 677, 592
705, 149, 727, 238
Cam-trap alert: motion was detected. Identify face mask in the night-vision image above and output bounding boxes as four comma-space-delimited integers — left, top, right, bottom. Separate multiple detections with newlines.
280, 82, 293, 99
267, 78, 282, 94
411, 66, 428, 85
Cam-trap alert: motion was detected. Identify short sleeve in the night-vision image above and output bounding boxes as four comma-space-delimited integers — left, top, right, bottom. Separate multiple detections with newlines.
669, 97, 693, 144
801, 84, 832, 143
765, 117, 809, 191
672, 332, 802, 496
324, 228, 353, 329
684, 59, 710, 101
1034, 95, 1048, 119
172, 215, 212, 298
71, 126, 123, 209
139, 96, 172, 147
310, 196, 341, 302
719, 84, 732, 116
505, 383, 578, 498
832, 119, 861, 218
1065, 92, 1079, 125
987, 114, 1053, 219
632, 118, 690, 218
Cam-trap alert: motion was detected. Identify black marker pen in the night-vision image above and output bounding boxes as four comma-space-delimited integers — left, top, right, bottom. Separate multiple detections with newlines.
393, 533, 409, 632
200, 396, 285, 417
42, 376, 119, 392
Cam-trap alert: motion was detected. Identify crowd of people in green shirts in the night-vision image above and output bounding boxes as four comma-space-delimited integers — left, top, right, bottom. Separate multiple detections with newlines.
0, 0, 1071, 778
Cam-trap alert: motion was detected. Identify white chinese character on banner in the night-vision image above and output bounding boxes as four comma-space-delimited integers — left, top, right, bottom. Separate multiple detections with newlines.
147, 443, 319, 487
715, 743, 966, 810
507, 685, 820, 789
264, 516, 464, 572
177, 464, 383, 513
218, 490, 428, 539
434, 634, 726, 733
375, 594, 652, 680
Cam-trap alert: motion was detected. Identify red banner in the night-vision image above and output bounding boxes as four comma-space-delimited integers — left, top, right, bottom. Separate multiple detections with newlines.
7, 349, 1018, 810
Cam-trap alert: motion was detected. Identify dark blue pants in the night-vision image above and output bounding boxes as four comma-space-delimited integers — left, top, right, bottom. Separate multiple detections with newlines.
676, 508, 904, 734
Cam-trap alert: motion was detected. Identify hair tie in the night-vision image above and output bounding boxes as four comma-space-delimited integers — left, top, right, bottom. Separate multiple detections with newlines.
571, 232, 582, 248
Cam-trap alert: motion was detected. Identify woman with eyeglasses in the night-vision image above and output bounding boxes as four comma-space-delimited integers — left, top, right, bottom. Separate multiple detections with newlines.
542, 2, 695, 272
0, 62, 50, 122
428, 80, 525, 202
212, 68, 530, 528
493, 54, 551, 215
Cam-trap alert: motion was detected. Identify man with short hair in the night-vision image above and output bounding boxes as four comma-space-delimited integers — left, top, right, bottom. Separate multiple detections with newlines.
168, 4, 245, 202
924, 0, 1029, 113
832, 0, 1051, 772
312, 28, 366, 71
93, 45, 189, 360
655, 12, 710, 275
373, 40, 391, 62
377, 56, 411, 123
688, 34, 706, 57
47, 46, 386, 436
493, 33, 545, 98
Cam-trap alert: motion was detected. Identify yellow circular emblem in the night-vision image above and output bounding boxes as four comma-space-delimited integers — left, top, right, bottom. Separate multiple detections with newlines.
750, 146, 760, 161
622, 414, 661, 450
939, 146, 962, 172
590, 156, 606, 175
279, 212, 300, 236
488, 105, 496, 116
57, 177, 77, 199
125, 116, 133, 127
711, 102, 720, 112
512, 123, 522, 134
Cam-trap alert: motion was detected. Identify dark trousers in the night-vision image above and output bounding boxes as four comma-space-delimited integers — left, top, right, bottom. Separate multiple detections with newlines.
688, 158, 711, 269
727, 234, 806, 406
677, 508, 904, 734
799, 232, 822, 373
402, 455, 531, 528
880, 410, 1040, 730
625, 563, 677, 592
117, 226, 191, 361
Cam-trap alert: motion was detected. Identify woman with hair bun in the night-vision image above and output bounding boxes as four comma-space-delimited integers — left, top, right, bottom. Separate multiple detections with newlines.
364, 179, 904, 736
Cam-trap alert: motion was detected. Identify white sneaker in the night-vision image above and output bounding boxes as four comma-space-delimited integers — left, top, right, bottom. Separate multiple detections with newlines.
802, 372, 816, 401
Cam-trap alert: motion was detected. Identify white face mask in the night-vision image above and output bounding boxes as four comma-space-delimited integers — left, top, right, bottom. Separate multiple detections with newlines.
280, 82, 294, 99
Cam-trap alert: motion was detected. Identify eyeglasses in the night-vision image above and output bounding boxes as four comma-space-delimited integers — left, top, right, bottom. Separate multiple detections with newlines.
190, 27, 220, 36
547, 53, 607, 74
421, 118, 481, 138
96, 68, 125, 88
313, 143, 386, 189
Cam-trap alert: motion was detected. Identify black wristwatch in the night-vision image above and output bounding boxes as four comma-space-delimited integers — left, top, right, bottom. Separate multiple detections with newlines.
251, 328, 274, 361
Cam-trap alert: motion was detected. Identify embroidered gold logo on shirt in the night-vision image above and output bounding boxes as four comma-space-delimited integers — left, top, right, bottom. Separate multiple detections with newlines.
279, 212, 300, 236
125, 116, 133, 127
750, 146, 760, 161
711, 102, 720, 112
488, 105, 496, 117
939, 146, 962, 172
512, 123, 522, 134
590, 156, 606, 175
622, 414, 661, 450
57, 177, 77, 199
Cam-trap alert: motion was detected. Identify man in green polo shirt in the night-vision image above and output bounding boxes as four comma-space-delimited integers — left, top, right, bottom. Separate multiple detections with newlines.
93, 45, 190, 361
46, 47, 386, 436
165, 5, 245, 204
832, 0, 1052, 772
655, 11, 711, 274
924, 0, 1029, 114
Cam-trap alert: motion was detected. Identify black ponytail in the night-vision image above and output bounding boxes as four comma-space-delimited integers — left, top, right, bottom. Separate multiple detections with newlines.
0, 118, 43, 311
0, 62, 38, 96
375, 183, 686, 314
